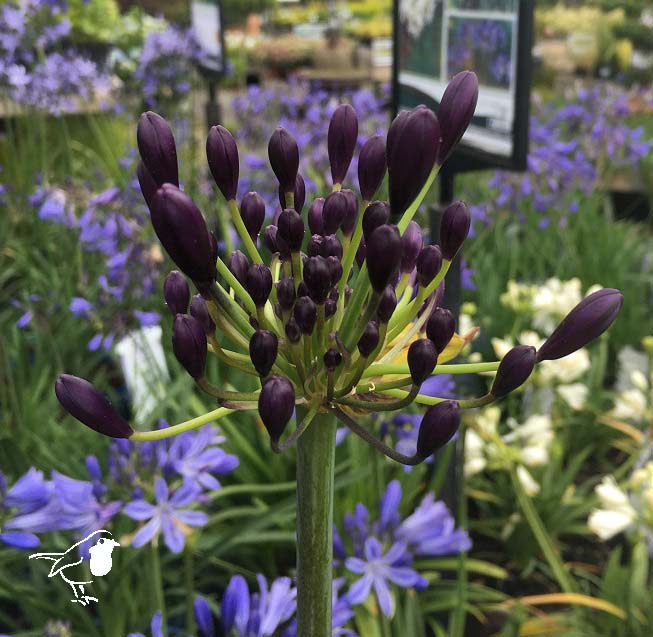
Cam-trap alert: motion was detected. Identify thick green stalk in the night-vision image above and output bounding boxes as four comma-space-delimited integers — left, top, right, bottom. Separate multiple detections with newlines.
296, 409, 337, 637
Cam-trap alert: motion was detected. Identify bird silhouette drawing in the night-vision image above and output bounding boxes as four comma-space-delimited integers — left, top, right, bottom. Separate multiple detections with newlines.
29, 529, 120, 605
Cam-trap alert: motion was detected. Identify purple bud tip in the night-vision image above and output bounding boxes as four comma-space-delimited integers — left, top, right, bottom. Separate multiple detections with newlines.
491, 345, 536, 398
416, 245, 443, 287
164, 270, 190, 316
151, 184, 216, 284
277, 208, 305, 252
377, 285, 397, 323
55, 374, 133, 438
190, 294, 216, 336
407, 338, 438, 385
227, 250, 250, 286
240, 192, 266, 240
245, 264, 273, 307
366, 224, 402, 293
362, 201, 391, 242
249, 330, 279, 377
358, 135, 387, 201
328, 103, 359, 185
437, 71, 479, 164
324, 348, 343, 371
285, 317, 301, 344
293, 296, 317, 335
308, 234, 324, 257
172, 314, 207, 379
388, 106, 440, 216
303, 256, 332, 304
279, 174, 306, 213
400, 221, 424, 274
340, 189, 359, 236
416, 401, 460, 458
536, 289, 624, 362
137, 111, 178, 187
258, 376, 295, 442
358, 320, 380, 358
440, 201, 470, 261
268, 127, 299, 194
426, 308, 456, 354
323, 234, 343, 260
263, 225, 279, 254
326, 256, 343, 286
308, 198, 325, 235
206, 125, 239, 201
137, 161, 158, 211
276, 278, 296, 311
322, 191, 349, 235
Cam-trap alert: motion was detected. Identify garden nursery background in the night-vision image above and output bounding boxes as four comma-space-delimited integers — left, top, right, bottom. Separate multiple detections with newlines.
1, 0, 653, 636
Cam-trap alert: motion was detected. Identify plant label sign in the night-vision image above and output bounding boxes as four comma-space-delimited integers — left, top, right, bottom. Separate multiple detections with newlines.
191, 0, 226, 75
393, 0, 534, 171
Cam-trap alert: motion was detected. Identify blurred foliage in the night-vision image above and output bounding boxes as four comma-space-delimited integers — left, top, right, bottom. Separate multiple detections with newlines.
67, 0, 121, 44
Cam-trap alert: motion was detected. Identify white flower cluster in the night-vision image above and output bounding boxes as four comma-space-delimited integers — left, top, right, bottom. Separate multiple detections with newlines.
611, 347, 651, 423
465, 407, 554, 496
399, 0, 440, 39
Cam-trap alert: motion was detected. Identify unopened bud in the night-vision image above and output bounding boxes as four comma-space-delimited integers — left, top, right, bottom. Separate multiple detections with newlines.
377, 285, 397, 323
328, 103, 358, 185
407, 339, 438, 385
268, 127, 299, 193
440, 201, 470, 261
227, 250, 250, 286
437, 71, 479, 164
322, 191, 349, 235
362, 201, 390, 241
249, 330, 279, 377
490, 346, 536, 398
190, 294, 215, 336
294, 296, 317, 335
358, 135, 387, 201
279, 174, 306, 213
258, 376, 295, 442
164, 270, 190, 315
416, 401, 460, 458
137, 111, 178, 187
324, 348, 342, 371
240, 192, 266, 240
400, 221, 423, 274
206, 125, 239, 200
366, 225, 402, 293
416, 245, 443, 287
172, 314, 207, 379
358, 321, 380, 358
276, 278, 296, 312
308, 198, 325, 235
426, 308, 456, 354
277, 208, 305, 252
245, 264, 273, 307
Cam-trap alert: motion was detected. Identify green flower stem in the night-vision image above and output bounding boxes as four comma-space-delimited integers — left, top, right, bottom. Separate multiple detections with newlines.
336, 385, 419, 412
295, 408, 337, 637
334, 355, 369, 398
343, 289, 381, 353
151, 544, 166, 635
217, 257, 257, 315
510, 466, 576, 594
356, 375, 412, 393
362, 361, 501, 378
450, 421, 468, 637
196, 378, 260, 402
378, 388, 445, 406
394, 272, 410, 303
291, 252, 303, 290
338, 263, 370, 343
380, 293, 435, 363
286, 191, 295, 209
337, 200, 369, 319
184, 547, 195, 636
208, 283, 254, 340
208, 338, 258, 376
227, 199, 263, 263
206, 301, 249, 351
216, 202, 234, 257
130, 407, 238, 441
458, 394, 495, 409
396, 165, 439, 233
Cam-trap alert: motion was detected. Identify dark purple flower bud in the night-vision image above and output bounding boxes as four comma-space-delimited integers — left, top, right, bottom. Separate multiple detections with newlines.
249, 330, 279, 377
294, 296, 317, 334
137, 111, 178, 187
401, 221, 423, 274
355, 237, 366, 269
172, 314, 207, 379
240, 192, 266, 240
322, 191, 349, 235
358, 321, 380, 357
308, 198, 325, 235
426, 308, 456, 354
258, 376, 295, 442
358, 135, 387, 201
268, 127, 299, 193
491, 346, 536, 398
277, 208, 304, 252
340, 189, 359, 236
263, 225, 279, 254
434, 279, 446, 308
279, 174, 306, 213
437, 71, 479, 164
164, 270, 190, 315
536, 289, 624, 362
328, 103, 358, 185
324, 348, 342, 371
366, 225, 402, 293
227, 250, 250, 286
303, 256, 332, 304
416, 245, 443, 287
245, 264, 273, 307
440, 201, 470, 261
377, 285, 397, 323
206, 125, 239, 200
386, 110, 410, 162
326, 256, 343, 285
407, 338, 438, 385
308, 234, 325, 257
362, 201, 390, 241
190, 294, 215, 336
276, 278, 296, 311
137, 161, 158, 211
297, 281, 310, 298
388, 106, 440, 216
55, 374, 133, 438
323, 234, 343, 260
416, 401, 460, 458
285, 317, 301, 343
325, 298, 337, 318
150, 184, 216, 284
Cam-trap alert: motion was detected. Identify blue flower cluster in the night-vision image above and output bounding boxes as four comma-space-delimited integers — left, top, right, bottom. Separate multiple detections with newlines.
0, 422, 238, 554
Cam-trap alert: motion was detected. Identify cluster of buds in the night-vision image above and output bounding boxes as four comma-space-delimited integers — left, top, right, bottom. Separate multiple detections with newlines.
55, 71, 624, 466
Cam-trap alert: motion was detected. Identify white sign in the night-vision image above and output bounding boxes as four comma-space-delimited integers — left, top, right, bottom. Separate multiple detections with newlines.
191, 0, 224, 72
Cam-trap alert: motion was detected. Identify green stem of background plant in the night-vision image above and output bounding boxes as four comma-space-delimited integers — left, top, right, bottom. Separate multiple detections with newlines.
295, 408, 337, 637
151, 543, 167, 636
450, 421, 468, 637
